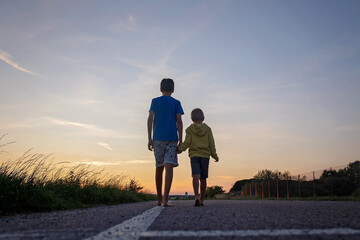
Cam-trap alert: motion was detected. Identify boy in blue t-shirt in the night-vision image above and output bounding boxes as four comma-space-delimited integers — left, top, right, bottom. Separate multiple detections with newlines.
147, 78, 184, 206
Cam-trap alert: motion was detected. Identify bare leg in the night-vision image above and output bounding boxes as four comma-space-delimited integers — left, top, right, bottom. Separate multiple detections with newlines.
193, 175, 200, 198
155, 166, 164, 206
200, 178, 207, 205
163, 163, 174, 206
193, 175, 201, 206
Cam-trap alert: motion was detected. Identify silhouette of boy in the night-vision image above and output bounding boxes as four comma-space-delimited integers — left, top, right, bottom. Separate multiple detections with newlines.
147, 78, 184, 206
178, 108, 219, 206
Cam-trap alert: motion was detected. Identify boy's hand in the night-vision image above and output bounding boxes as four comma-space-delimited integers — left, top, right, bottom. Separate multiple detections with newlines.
148, 139, 153, 151
177, 147, 182, 154
215, 158, 219, 162
177, 141, 182, 153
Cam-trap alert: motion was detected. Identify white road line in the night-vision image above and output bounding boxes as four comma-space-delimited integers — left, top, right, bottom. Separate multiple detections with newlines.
85, 206, 163, 240
0, 229, 95, 239
140, 228, 360, 238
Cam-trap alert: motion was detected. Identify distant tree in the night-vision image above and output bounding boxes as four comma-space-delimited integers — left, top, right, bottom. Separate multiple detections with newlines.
253, 169, 273, 180
345, 161, 360, 188
281, 170, 291, 180
230, 161, 360, 198
205, 185, 225, 198
229, 179, 252, 192
320, 169, 337, 179
319, 161, 360, 196
253, 169, 291, 180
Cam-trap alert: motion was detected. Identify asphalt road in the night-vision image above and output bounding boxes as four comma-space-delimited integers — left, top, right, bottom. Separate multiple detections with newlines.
1, 200, 360, 240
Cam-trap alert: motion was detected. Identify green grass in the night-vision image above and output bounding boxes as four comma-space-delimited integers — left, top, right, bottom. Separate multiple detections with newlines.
0, 148, 155, 215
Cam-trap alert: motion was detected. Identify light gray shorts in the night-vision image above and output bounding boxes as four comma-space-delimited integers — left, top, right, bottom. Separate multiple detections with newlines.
153, 141, 178, 167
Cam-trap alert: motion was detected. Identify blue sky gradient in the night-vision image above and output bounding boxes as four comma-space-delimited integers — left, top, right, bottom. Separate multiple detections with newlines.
1, 0, 359, 193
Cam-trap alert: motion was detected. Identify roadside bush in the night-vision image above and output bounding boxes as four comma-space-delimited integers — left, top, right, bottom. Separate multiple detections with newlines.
352, 188, 360, 198
205, 185, 225, 198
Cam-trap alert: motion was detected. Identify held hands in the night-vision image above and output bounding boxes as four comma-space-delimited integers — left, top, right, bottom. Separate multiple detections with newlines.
214, 157, 219, 162
177, 141, 182, 154
177, 148, 182, 154
148, 139, 153, 151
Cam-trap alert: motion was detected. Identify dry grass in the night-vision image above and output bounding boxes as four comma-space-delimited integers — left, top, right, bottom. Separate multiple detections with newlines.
0, 135, 155, 214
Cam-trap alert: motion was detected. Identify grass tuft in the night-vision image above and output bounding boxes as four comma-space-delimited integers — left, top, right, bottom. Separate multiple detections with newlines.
0, 145, 155, 215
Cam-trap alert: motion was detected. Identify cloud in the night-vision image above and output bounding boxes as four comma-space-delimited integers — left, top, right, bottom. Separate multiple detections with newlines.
45, 117, 140, 139
117, 10, 210, 85
98, 142, 113, 151
108, 14, 137, 33
76, 159, 152, 166
335, 125, 360, 132
0, 49, 43, 78
76, 161, 117, 166
51, 94, 101, 108
214, 175, 235, 179
59, 33, 110, 45
126, 159, 153, 164
117, 27, 205, 87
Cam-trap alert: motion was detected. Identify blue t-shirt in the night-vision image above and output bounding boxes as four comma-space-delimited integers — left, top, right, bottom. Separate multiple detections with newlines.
149, 96, 184, 142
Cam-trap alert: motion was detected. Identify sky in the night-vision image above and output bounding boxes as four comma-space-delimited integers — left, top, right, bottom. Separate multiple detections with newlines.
1, 0, 360, 194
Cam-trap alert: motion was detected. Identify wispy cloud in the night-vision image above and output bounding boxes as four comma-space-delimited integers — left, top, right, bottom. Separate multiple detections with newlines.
127, 159, 153, 164
76, 159, 152, 166
214, 175, 235, 180
76, 161, 117, 166
108, 14, 137, 33
59, 33, 110, 45
117, 7, 212, 86
335, 125, 360, 132
98, 142, 113, 151
51, 94, 101, 108
0, 49, 43, 78
45, 117, 140, 139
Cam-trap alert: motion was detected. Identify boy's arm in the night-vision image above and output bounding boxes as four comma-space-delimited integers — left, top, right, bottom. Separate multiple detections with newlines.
147, 111, 154, 151
178, 128, 192, 152
209, 128, 219, 162
176, 113, 183, 147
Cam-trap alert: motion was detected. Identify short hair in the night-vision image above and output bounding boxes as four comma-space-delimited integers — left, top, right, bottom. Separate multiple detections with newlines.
160, 78, 174, 92
191, 108, 205, 122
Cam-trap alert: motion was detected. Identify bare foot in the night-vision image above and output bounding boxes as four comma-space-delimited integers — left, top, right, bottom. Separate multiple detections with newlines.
162, 202, 173, 207
194, 198, 200, 207
157, 196, 162, 206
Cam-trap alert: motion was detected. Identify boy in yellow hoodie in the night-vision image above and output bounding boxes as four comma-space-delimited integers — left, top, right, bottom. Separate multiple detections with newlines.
178, 108, 219, 206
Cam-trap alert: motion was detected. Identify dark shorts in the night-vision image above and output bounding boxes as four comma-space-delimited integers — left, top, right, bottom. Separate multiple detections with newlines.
190, 157, 210, 179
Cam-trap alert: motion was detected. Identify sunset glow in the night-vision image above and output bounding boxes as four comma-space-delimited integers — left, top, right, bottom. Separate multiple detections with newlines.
1, 1, 360, 194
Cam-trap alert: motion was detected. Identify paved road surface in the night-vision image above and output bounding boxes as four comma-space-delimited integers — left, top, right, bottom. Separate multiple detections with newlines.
1, 200, 360, 239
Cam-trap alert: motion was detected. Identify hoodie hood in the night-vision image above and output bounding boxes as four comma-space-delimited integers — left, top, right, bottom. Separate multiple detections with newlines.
189, 123, 208, 137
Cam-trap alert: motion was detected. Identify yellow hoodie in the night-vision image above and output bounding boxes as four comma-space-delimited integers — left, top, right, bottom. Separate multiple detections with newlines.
178, 123, 219, 161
